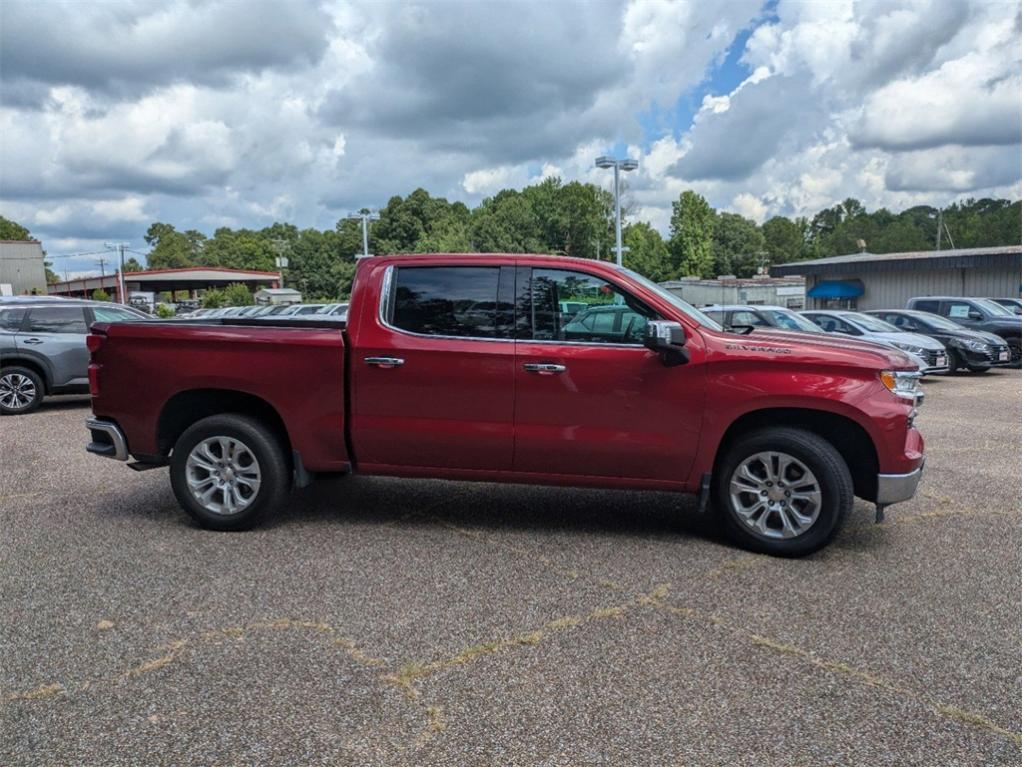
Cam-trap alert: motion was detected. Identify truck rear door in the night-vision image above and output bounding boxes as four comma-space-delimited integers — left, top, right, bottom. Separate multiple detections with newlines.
349, 262, 516, 472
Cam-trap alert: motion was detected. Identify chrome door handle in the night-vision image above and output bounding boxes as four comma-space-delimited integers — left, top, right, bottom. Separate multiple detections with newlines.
364, 356, 404, 368
523, 363, 566, 374
22, 338, 43, 345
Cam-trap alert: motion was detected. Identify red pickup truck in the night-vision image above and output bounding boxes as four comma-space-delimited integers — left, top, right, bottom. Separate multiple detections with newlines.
85, 254, 925, 556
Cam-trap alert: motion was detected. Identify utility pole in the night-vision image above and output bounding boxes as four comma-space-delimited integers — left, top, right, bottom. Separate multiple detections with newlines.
936, 209, 943, 251
347, 211, 379, 258
104, 243, 129, 303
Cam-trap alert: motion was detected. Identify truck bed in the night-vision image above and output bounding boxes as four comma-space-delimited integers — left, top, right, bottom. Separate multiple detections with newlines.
88, 319, 350, 472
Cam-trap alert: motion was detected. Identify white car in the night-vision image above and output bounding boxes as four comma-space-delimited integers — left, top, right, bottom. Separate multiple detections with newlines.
802, 310, 949, 374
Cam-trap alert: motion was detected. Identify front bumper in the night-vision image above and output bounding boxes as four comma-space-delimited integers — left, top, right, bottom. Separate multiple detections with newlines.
876, 459, 924, 506
86, 417, 129, 461
960, 344, 1012, 367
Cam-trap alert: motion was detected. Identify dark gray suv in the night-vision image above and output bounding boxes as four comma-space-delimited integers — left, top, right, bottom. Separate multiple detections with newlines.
0, 299, 147, 414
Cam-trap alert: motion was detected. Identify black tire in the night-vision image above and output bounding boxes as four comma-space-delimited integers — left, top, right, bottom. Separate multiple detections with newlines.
1008, 340, 1022, 369
0, 366, 45, 415
946, 349, 962, 374
965, 365, 990, 374
713, 427, 853, 557
169, 414, 291, 531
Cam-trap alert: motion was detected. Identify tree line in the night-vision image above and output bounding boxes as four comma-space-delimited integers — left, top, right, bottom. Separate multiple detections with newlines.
3, 183, 1019, 300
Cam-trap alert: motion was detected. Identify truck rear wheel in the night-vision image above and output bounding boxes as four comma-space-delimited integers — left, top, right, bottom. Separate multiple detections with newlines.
713, 427, 853, 557
170, 414, 291, 531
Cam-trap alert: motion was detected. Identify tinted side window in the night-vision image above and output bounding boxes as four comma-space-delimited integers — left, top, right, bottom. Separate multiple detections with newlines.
913, 299, 939, 313
25, 307, 87, 334
531, 268, 652, 344
731, 310, 769, 327
92, 306, 142, 322
946, 301, 976, 320
0, 308, 27, 331
390, 266, 506, 338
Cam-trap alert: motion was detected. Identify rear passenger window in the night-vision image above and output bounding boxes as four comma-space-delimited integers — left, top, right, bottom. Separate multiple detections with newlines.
25, 307, 87, 334
389, 266, 508, 338
913, 300, 939, 313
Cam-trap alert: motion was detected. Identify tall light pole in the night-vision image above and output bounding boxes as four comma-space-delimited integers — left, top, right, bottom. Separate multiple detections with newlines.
595, 156, 638, 266
347, 211, 379, 258
270, 239, 290, 288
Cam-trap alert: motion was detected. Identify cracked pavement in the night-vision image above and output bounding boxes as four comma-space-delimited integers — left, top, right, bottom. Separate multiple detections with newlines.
2, 369, 1021, 765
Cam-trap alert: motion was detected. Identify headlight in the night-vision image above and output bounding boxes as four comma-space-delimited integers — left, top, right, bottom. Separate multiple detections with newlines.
891, 341, 925, 356
963, 339, 988, 351
880, 370, 923, 402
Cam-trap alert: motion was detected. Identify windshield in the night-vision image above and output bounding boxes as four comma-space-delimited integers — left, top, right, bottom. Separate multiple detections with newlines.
975, 298, 1013, 317
617, 267, 723, 331
761, 309, 823, 332
842, 312, 898, 332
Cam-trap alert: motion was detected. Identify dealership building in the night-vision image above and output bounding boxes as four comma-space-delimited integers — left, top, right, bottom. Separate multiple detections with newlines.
770, 245, 1022, 310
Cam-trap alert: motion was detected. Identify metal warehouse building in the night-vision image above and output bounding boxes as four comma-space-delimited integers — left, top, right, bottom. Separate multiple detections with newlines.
0, 240, 47, 296
660, 275, 805, 309
770, 245, 1022, 310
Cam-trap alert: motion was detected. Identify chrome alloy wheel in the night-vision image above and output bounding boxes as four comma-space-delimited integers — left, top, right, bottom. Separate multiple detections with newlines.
185, 436, 262, 516
0, 373, 37, 411
728, 451, 822, 540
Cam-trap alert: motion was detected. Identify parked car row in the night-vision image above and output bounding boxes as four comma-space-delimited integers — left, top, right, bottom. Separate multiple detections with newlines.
704, 295, 1021, 375
183, 302, 348, 320
0, 296, 352, 414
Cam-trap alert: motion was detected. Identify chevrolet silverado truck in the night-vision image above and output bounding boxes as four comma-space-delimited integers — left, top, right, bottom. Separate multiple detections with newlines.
85, 254, 925, 556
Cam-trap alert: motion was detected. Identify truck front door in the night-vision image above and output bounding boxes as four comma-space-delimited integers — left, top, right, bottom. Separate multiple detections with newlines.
350, 263, 516, 472
513, 267, 704, 486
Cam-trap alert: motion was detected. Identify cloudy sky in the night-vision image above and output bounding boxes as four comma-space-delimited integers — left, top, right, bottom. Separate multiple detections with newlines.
1, 0, 1020, 275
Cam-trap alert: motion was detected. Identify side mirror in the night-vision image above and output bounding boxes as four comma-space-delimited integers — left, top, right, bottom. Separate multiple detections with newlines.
967, 310, 983, 320
644, 320, 689, 367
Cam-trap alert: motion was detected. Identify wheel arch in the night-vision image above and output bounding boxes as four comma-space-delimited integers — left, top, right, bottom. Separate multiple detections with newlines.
0, 355, 52, 393
714, 407, 879, 502
157, 389, 292, 458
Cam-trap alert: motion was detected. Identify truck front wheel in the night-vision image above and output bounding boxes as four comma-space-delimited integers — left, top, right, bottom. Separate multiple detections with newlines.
713, 428, 853, 557
170, 414, 291, 531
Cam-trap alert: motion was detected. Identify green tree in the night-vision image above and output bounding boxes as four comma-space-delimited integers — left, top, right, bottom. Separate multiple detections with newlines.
203, 228, 274, 270
222, 283, 253, 306
622, 222, 670, 281
123, 257, 144, 272
470, 190, 544, 253
145, 222, 198, 268
201, 288, 224, 308
713, 212, 765, 277
91, 288, 111, 301
0, 215, 31, 240
668, 191, 716, 278
762, 216, 804, 266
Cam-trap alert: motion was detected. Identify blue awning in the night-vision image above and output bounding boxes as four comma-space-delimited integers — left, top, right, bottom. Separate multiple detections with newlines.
808, 279, 864, 299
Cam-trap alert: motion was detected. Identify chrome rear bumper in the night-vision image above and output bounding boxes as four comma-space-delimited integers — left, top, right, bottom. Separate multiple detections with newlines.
86, 418, 129, 461
876, 460, 924, 506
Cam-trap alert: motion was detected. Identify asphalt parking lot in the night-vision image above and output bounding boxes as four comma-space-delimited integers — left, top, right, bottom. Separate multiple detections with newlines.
2, 370, 1021, 766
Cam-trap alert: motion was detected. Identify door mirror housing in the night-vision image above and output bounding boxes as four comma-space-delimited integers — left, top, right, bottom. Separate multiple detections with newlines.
644, 320, 689, 366
967, 310, 983, 320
